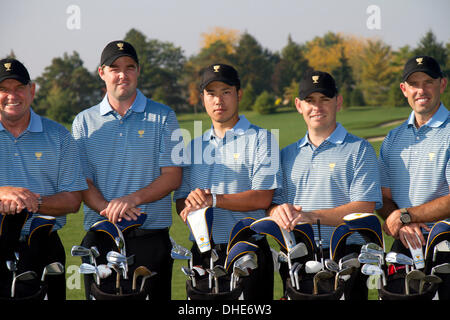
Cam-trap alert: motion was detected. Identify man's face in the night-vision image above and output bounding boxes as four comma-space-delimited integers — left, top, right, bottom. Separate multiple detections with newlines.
295, 92, 342, 132
98, 56, 139, 102
400, 72, 447, 120
202, 81, 242, 126
0, 79, 35, 123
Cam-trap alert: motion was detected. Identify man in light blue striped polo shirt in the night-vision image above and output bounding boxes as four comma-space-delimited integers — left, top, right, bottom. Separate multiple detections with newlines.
0, 58, 87, 299
269, 71, 382, 300
72, 41, 183, 299
174, 64, 281, 299
378, 55, 449, 253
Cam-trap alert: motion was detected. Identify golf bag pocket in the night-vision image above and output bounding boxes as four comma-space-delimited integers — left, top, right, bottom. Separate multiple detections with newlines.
90, 282, 147, 300
285, 274, 345, 300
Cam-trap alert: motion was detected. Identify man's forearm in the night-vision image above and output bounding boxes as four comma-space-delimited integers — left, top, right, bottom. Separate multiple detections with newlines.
39, 191, 83, 216
408, 194, 450, 223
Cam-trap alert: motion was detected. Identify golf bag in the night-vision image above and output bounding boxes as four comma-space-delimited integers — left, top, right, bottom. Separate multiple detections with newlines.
369, 220, 450, 300
78, 214, 151, 300
0, 211, 62, 300
185, 213, 270, 300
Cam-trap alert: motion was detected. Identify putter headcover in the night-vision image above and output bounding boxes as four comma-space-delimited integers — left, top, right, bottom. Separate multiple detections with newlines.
186, 207, 214, 253
424, 220, 450, 273
27, 215, 56, 247
224, 241, 259, 273
226, 217, 256, 254
89, 219, 124, 253
116, 213, 147, 232
250, 217, 296, 252
292, 222, 317, 260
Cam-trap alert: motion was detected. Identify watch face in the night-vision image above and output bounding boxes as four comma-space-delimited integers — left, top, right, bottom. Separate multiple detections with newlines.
400, 212, 411, 224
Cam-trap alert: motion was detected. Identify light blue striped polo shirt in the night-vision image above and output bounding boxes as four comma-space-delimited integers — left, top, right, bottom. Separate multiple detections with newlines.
379, 104, 449, 225
0, 109, 88, 234
72, 89, 184, 230
273, 123, 382, 246
174, 115, 282, 244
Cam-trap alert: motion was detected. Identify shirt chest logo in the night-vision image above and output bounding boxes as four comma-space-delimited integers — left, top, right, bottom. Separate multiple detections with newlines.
138, 130, 144, 138
35, 152, 43, 160
428, 152, 435, 161
329, 162, 336, 171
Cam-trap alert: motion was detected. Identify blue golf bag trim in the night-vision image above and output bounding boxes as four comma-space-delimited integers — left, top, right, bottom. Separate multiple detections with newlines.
250, 217, 294, 251
224, 241, 259, 273
292, 222, 317, 258
425, 220, 450, 260
89, 219, 123, 252
226, 217, 256, 254
115, 213, 147, 232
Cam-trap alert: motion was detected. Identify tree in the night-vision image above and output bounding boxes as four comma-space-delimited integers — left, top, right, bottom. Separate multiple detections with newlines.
234, 33, 277, 95
350, 87, 365, 106
45, 84, 76, 123
413, 30, 448, 67
360, 40, 395, 106
272, 35, 310, 95
332, 47, 355, 108
34, 51, 102, 122
240, 83, 256, 111
253, 91, 276, 114
200, 27, 240, 54
283, 80, 299, 108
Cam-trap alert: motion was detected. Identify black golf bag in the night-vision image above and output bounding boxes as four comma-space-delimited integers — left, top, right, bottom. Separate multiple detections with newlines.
0, 211, 62, 300
380, 220, 450, 300
78, 215, 152, 300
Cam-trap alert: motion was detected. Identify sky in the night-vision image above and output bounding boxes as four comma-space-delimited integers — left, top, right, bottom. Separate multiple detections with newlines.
1, 0, 449, 78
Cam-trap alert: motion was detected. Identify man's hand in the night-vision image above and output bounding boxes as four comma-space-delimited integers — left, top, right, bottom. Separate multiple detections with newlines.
0, 186, 40, 214
398, 223, 430, 250
184, 188, 212, 210
269, 203, 303, 231
100, 194, 141, 224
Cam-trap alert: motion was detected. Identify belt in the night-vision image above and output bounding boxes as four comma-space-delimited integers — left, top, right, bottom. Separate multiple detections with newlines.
125, 227, 169, 238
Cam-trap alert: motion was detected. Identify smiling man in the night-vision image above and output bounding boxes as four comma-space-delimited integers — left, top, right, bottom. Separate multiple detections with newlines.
72, 41, 183, 299
268, 70, 382, 300
174, 63, 281, 299
0, 58, 87, 299
378, 56, 449, 252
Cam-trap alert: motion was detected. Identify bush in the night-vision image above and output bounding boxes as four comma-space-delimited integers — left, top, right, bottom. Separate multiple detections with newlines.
240, 83, 256, 111
253, 91, 276, 114
350, 87, 366, 107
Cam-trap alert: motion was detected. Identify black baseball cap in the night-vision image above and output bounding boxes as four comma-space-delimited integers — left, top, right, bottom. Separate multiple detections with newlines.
402, 55, 443, 82
200, 64, 240, 91
298, 70, 338, 100
0, 58, 31, 85
100, 40, 139, 67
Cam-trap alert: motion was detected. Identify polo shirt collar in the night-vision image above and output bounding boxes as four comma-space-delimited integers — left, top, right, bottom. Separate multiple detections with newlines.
297, 122, 347, 148
99, 89, 146, 116
0, 108, 42, 133
205, 115, 252, 140
407, 103, 449, 128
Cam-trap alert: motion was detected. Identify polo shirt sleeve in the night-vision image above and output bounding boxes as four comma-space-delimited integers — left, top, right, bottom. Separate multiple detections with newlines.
173, 140, 193, 201
57, 128, 88, 193
378, 132, 392, 189
159, 110, 185, 168
71, 114, 94, 181
251, 129, 282, 191
350, 140, 383, 209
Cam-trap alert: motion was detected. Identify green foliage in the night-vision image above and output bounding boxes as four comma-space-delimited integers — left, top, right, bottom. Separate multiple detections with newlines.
240, 83, 256, 111
350, 87, 366, 107
386, 82, 408, 108
253, 91, 276, 114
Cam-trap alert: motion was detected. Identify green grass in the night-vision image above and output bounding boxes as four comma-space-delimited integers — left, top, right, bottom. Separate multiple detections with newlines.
61, 105, 410, 300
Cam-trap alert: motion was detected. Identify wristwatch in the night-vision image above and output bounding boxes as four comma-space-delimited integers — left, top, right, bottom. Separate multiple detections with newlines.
399, 208, 411, 225
37, 196, 43, 211
211, 193, 217, 208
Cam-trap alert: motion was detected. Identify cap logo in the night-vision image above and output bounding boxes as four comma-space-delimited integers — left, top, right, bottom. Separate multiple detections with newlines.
312, 75, 319, 84
117, 43, 124, 51
213, 65, 220, 73
416, 57, 423, 65
4, 63, 12, 71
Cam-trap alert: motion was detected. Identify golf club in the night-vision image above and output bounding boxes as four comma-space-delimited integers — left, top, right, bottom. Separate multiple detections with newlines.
132, 266, 156, 292
10, 271, 37, 298
432, 240, 450, 262
313, 270, 334, 294
41, 262, 64, 282
385, 251, 413, 273
361, 263, 386, 287
419, 274, 442, 294
405, 269, 425, 295
79, 263, 100, 285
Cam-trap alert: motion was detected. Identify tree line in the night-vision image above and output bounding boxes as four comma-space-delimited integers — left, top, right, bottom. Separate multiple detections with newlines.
5, 28, 450, 123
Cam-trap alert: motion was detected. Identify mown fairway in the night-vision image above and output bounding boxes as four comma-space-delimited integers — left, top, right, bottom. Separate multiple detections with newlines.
60, 105, 412, 300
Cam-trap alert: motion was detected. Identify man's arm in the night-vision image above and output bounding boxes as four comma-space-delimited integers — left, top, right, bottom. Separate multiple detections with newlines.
268, 201, 376, 230
98, 166, 182, 223
178, 188, 274, 222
